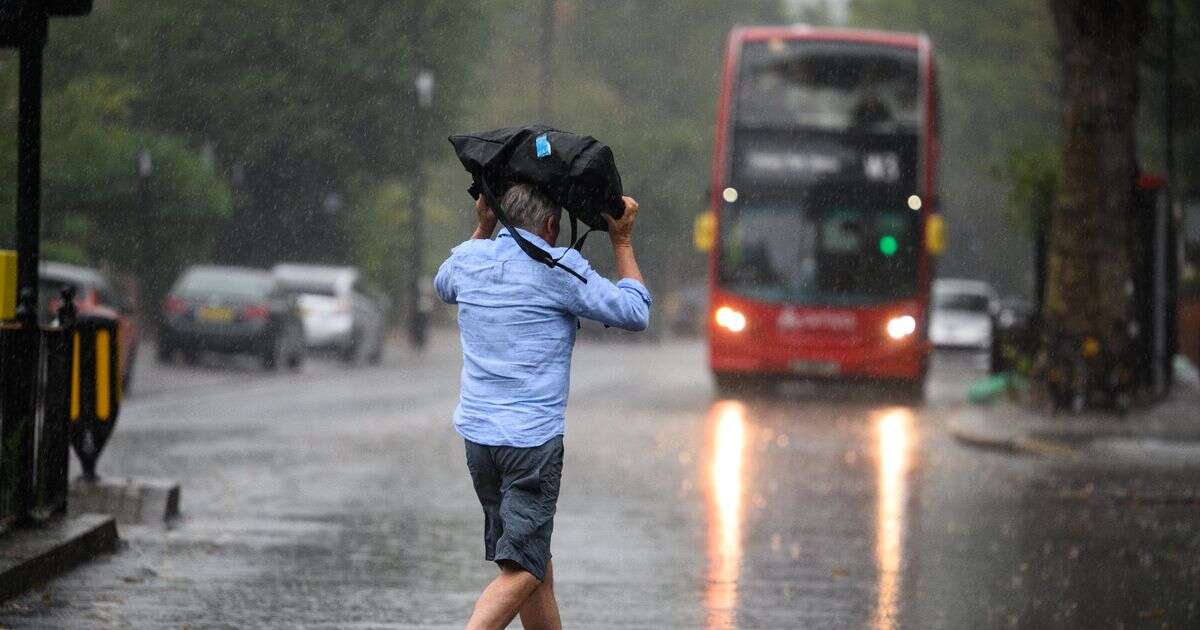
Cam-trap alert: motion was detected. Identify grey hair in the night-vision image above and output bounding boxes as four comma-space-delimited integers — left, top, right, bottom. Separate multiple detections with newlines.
500, 183, 560, 231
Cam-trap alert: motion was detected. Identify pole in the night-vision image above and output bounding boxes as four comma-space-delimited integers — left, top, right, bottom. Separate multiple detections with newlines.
10, 24, 47, 524
1163, 0, 1177, 387
407, 6, 427, 351
16, 28, 44, 327
408, 145, 426, 351
136, 150, 152, 311
1035, 212, 1047, 315
1164, 0, 1175, 209
538, 0, 555, 121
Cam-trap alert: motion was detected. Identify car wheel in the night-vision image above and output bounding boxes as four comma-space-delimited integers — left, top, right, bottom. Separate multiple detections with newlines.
341, 328, 361, 366
182, 350, 200, 366
895, 365, 928, 406
367, 334, 384, 365
156, 340, 174, 364
898, 379, 925, 405
713, 372, 776, 399
287, 329, 306, 372
287, 350, 305, 372
261, 335, 281, 371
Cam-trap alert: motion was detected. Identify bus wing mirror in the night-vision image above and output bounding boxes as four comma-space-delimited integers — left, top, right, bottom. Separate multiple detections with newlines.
694, 211, 716, 253
926, 214, 946, 256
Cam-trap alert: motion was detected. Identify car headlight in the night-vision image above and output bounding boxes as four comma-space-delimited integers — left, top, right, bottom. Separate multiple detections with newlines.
886, 315, 917, 340
714, 306, 747, 333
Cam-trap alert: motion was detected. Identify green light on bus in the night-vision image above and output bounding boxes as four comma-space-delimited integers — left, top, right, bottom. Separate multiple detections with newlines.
879, 235, 899, 257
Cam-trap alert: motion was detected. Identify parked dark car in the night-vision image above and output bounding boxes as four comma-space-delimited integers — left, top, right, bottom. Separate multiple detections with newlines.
39, 261, 141, 392
159, 265, 305, 371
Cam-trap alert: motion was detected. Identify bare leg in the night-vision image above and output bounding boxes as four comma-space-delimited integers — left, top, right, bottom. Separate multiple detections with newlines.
466, 561, 541, 630
518, 560, 561, 630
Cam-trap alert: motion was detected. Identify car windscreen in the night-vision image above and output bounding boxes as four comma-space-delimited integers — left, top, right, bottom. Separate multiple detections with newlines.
718, 198, 918, 306
177, 270, 273, 299
935, 292, 991, 313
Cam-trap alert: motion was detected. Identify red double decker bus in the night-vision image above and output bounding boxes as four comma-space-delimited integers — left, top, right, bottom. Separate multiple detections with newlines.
705, 26, 940, 396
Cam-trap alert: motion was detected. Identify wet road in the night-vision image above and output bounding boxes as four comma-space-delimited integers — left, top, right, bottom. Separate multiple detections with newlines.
2, 332, 1198, 628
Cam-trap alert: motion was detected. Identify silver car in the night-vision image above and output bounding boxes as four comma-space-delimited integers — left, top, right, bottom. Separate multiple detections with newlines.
272, 264, 388, 365
930, 278, 999, 350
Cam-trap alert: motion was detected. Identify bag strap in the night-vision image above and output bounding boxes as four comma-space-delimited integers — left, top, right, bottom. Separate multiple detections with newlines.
554, 225, 595, 264
556, 210, 594, 254
572, 228, 596, 251
479, 178, 587, 284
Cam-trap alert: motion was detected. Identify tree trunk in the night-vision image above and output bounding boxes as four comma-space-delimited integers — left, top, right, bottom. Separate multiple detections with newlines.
1041, 0, 1147, 407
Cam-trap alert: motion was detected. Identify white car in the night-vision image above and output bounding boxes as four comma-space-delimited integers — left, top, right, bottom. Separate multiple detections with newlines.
930, 279, 999, 350
272, 264, 388, 364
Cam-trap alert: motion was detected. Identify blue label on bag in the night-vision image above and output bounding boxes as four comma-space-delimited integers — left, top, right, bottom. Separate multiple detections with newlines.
535, 133, 551, 158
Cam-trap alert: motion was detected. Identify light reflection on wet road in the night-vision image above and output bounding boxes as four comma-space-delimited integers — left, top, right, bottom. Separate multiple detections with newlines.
700, 403, 915, 629
1, 335, 1197, 628
871, 409, 912, 630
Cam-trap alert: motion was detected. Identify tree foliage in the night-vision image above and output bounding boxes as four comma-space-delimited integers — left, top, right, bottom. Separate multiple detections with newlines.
15, 0, 1188, 327
0, 60, 230, 305
448, 0, 783, 296
1003, 143, 1058, 239
42, 1, 487, 274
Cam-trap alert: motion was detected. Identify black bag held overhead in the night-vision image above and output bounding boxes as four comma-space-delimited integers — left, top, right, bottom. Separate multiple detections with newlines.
449, 124, 625, 283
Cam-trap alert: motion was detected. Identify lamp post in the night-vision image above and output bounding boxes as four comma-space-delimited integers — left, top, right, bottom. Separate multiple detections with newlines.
408, 69, 433, 351
322, 192, 344, 216
1164, 0, 1176, 227
2, 2, 94, 525
136, 149, 152, 296
3, 16, 47, 525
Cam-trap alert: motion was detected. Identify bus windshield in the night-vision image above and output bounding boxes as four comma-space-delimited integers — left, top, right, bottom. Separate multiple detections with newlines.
736, 40, 920, 133
719, 200, 919, 306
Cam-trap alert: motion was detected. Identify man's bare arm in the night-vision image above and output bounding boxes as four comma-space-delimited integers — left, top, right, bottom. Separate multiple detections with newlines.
603, 196, 644, 285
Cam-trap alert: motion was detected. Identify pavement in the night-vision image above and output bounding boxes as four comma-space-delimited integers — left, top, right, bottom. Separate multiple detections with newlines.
0, 514, 118, 602
0, 333, 1197, 628
948, 375, 1200, 465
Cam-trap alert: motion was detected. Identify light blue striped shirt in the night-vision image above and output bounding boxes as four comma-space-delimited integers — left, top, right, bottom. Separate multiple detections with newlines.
434, 228, 652, 447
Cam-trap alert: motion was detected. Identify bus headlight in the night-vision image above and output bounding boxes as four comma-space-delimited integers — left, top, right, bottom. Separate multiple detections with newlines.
715, 306, 747, 333
886, 315, 917, 340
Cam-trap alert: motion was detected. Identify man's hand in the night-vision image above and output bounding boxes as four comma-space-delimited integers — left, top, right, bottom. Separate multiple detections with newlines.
602, 196, 644, 285
602, 196, 639, 246
472, 195, 498, 240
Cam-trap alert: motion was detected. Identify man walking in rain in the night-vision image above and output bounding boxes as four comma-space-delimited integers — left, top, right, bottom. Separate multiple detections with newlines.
435, 183, 651, 629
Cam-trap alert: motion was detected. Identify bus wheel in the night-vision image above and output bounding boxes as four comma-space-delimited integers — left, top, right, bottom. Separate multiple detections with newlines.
897, 377, 926, 405
714, 373, 775, 399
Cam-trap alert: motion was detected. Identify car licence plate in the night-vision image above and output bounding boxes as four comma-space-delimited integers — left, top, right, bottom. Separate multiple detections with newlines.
198, 306, 234, 323
789, 360, 840, 377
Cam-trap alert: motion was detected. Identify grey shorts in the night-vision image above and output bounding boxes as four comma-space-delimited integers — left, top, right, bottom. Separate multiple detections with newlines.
464, 435, 564, 582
